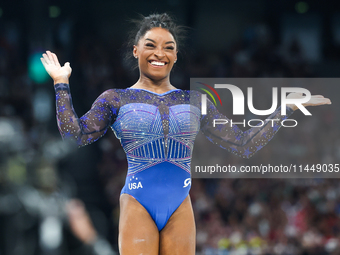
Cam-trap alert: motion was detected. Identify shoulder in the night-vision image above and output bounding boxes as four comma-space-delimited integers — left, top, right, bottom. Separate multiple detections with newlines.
98, 88, 138, 98
181, 89, 203, 101
92, 89, 122, 106
170, 89, 202, 106
173, 89, 201, 96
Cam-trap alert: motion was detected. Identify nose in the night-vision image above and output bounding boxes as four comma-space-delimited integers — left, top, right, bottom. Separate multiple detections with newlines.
154, 47, 165, 58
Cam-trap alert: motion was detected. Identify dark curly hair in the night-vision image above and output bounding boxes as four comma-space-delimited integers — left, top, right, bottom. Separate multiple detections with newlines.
124, 13, 186, 68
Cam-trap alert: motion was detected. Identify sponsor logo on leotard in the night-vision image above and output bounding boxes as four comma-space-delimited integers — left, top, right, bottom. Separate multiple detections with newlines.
183, 178, 191, 188
128, 176, 143, 190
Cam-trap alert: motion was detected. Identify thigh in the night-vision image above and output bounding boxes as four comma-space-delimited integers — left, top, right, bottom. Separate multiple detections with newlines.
159, 195, 196, 255
119, 194, 159, 255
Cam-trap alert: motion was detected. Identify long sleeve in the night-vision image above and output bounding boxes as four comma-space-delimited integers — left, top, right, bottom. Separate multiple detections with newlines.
200, 95, 294, 159
54, 83, 120, 147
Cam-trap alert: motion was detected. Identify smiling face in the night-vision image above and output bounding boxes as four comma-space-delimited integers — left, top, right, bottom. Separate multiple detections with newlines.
133, 27, 177, 82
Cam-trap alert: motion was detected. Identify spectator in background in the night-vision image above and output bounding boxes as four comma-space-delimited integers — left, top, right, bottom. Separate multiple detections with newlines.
66, 199, 116, 255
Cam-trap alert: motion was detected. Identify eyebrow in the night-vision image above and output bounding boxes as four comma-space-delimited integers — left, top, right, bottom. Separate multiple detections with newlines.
145, 38, 175, 44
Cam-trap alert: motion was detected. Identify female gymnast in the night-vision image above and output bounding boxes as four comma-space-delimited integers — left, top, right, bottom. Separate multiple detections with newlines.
41, 13, 331, 255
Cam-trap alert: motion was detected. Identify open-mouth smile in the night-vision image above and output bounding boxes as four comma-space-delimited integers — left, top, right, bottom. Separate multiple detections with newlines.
148, 60, 168, 67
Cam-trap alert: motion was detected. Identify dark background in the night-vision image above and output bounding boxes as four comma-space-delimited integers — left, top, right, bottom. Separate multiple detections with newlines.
1, 0, 340, 254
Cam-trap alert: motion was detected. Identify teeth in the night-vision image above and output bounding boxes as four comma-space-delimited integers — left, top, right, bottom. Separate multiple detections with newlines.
150, 61, 165, 66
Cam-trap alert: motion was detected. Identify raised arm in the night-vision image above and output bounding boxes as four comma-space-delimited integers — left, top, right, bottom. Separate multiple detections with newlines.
41, 51, 120, 147
198, 92, 331, 159
54, 84, 119, 146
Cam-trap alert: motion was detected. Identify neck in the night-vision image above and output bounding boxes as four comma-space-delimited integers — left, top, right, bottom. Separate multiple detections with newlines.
131, 75, 176, 93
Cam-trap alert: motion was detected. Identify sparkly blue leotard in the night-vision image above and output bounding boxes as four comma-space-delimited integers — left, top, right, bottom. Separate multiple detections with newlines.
54, 83, 293, 231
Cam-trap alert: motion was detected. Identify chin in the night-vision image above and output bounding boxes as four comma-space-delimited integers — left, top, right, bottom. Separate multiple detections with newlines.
144, 70, 170, 80
147, 73, 169, 82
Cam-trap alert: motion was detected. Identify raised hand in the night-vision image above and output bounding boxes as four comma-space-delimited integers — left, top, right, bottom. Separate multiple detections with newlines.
287, 93, 331, 111
40, 50, 72, 84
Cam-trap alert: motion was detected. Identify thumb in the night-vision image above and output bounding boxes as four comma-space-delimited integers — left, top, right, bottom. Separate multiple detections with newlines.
65, 62, 72, 71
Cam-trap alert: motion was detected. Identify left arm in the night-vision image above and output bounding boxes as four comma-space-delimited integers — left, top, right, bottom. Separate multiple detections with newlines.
199, 93, 331, 159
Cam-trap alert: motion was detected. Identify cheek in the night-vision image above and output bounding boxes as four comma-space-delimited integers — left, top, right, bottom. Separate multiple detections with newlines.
167, 52, 176, 60
140, 51, 153, 60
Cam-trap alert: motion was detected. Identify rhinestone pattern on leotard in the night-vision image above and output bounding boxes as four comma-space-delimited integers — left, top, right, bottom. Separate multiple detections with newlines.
54, 83, 294, 175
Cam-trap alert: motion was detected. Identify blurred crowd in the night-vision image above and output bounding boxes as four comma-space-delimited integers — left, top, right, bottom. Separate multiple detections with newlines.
0, 15, 340, 255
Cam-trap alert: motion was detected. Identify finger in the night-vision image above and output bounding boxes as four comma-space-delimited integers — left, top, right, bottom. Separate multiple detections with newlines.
42, 53, 51, 64
322, 98, 331, 104
309, 98, 331, 106
65, 62, 72, 72
51, 52, 61, 67
46, 51, 55, 65
40, 57, 48, 69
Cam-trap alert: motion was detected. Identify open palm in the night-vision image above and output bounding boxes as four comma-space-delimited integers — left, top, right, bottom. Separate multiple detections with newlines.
40, 51, 72, 82
287, 93, 331, 111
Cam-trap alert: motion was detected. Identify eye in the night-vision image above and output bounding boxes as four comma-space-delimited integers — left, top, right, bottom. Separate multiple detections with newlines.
166, 46, 175, 50
146, 43, 155, 47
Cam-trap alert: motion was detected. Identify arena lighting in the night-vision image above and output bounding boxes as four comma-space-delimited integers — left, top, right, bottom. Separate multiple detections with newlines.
0, 118, 25, 152
42, 139, 76, 160
0, 119, 16, 143
295, 2, 309, 14
33, 89, 52, 122
40, 216, 62, 249
28, 52, 49, 84
49, 6, 60, 18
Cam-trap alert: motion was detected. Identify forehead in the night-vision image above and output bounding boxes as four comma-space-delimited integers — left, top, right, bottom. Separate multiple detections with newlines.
140, 27, 176, 43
